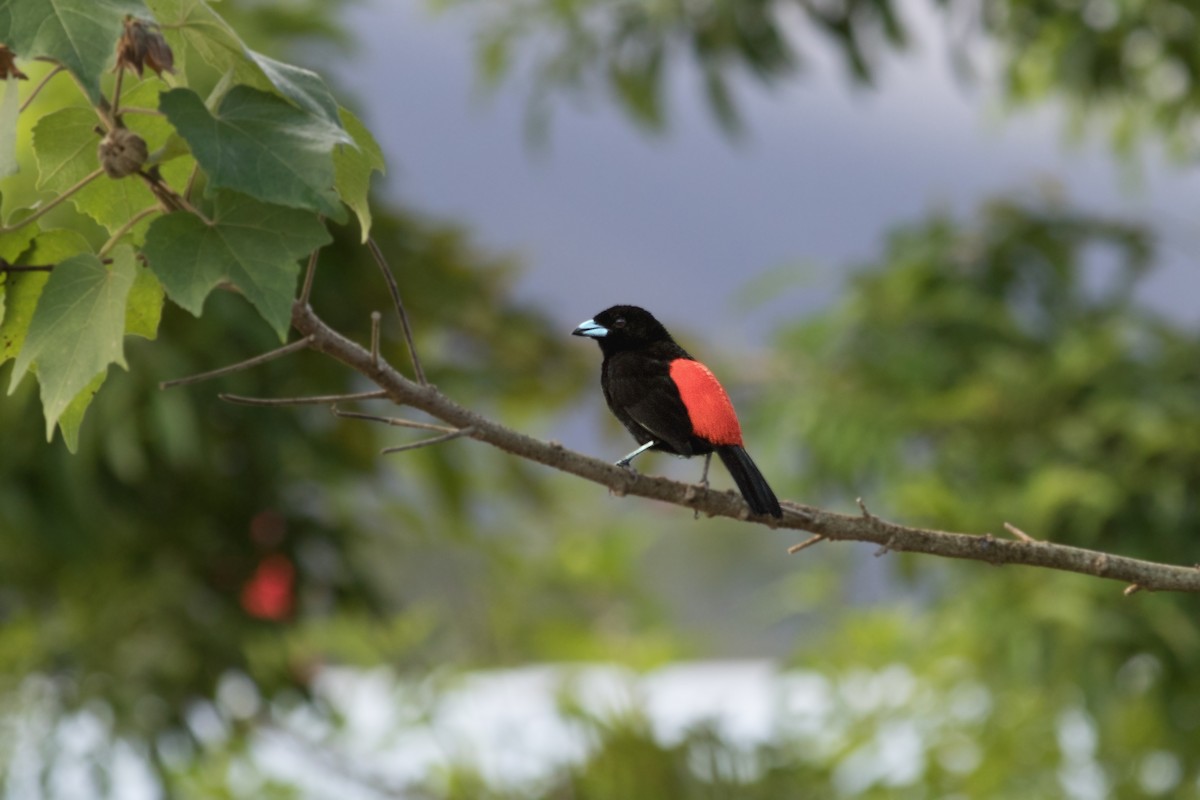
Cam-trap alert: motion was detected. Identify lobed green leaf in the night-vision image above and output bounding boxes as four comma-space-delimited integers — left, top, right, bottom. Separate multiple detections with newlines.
159, 86, 345, 217
141, 192, 331, 339
8, 245, 138, 439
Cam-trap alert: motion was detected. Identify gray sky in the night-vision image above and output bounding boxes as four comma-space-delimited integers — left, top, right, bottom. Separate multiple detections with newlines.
337, 0, 1200, 351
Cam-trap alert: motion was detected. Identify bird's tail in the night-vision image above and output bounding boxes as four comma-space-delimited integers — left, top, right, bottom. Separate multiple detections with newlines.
716, 445, 782, 518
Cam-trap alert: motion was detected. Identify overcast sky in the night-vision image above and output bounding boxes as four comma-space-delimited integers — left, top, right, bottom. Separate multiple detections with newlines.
335, 0, 1200, 349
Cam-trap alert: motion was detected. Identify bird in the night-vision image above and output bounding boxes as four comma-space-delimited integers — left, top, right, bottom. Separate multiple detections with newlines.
573, 305, 782, 518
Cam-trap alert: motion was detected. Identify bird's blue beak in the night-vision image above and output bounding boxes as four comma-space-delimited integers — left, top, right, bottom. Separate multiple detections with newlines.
572, 319, 607, 338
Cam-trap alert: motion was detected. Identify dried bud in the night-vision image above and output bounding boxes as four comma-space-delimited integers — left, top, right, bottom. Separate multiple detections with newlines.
98, 128, 148, 178
0, 45, 28, 80
115, 17, 174, 77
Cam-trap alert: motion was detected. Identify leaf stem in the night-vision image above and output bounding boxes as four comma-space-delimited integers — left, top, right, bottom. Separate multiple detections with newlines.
20, 65, 65, 113
0, 168, 105, 233
99, 205, 160, 257
111, 66, 125, 119
366, 237, 426, 384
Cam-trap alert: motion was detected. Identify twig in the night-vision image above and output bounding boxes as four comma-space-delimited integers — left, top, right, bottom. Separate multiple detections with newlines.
137, 169, 209, 221
184, 162, 201, 202
299, 243, 321, 307
787, 535, 826, 554
332, 408, 458, 434
370, 311, 381, 367
111, 65, 125, 118
0, 263, 53, 272
219, 390, 388, 406
160, 336, 313, 389
857, 497, 873, 519
99, 205, 159, 257
382, 426, 474, 455
1003, 522, 1036, 542
20, 65, 65, 112
366, 237, 426, 384
0, 168, 105, 233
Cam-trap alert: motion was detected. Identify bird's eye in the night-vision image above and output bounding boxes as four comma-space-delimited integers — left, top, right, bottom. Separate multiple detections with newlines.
614, 318, 626, 328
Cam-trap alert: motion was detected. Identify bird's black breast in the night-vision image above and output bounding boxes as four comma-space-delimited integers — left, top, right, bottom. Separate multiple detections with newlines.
600, 346, 704, 456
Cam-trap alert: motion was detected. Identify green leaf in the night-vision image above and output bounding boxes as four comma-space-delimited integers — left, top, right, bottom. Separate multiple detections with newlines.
246, 51, 345, 132
145, 0, 347, 132
0, 0, 151, 102
0, 226, 40, 329
57, 369, 106, 452
9, 245, 137, 439
0, 229, 90, 362
125, 265, 164, 340
31, 108, 99, 193
159, 86, 345, 217
333, 108, 386, 243
141, 192, 331, 338
0, 75, 20, 179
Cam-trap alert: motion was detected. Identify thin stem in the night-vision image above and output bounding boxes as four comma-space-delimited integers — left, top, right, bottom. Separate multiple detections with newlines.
0, 168, 105, 233
54, 63, 114, 130
220, 390, 388, 406
369, 311, 381, 367
20, 65, 65, 113
333, 408, 459, 434
99, 205, 159, 257
184, 162, 200, 202
137, 170, 210, 221
160, 336, 314, 389
381, 426, 474, 455
299, 242, 321, 306
0, 264, 54, 273
787, 535, 826, 554
111, 66, 125, 119
366, 237, 427, 385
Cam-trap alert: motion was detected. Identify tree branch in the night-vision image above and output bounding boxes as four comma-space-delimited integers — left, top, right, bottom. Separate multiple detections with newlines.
287, 301, 1200, 595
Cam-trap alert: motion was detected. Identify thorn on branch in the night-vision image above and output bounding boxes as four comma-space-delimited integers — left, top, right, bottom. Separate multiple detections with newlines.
370, 311, 381, 368
1124, 583, 1143, 597
160, 336, 314, 389
1003, 521, 1036, 542
381, 426, 474, 455
874, 534, 896, 558
787, 534, 825, 555
857, 497, 874, 520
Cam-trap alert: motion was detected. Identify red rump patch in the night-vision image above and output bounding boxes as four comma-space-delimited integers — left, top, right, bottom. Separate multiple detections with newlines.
669, 358, 743, 446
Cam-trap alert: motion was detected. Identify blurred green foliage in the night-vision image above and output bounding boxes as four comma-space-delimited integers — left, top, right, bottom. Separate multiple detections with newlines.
6, 0, 1200, 798
449, 0, 1200, 151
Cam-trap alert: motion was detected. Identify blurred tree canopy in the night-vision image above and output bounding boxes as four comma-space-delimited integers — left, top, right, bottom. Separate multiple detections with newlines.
452, 0, 1200, 151
4, 0, 1200, 798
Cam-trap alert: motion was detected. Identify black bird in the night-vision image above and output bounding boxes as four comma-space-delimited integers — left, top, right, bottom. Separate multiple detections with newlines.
573, 305, 782, 517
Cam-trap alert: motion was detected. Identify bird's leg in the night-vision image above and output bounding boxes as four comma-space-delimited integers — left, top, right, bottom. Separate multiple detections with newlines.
693, 452, 713, 520
616, 440, 657, 469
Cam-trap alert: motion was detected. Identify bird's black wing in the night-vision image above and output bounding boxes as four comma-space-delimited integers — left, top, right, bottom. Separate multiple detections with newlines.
602, 350, 697, 455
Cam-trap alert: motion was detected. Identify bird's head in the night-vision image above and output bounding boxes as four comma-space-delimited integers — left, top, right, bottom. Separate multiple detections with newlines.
572, 305, 673, 353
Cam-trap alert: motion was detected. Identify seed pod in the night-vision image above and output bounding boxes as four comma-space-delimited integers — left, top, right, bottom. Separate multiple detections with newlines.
115, 17, 174, 77
0, 46, 28, 80
98, 128, 148, 179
